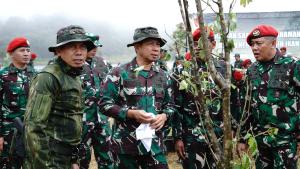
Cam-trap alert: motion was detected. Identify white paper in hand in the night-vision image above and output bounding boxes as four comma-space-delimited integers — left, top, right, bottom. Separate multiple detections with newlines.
136, 113, 155, 152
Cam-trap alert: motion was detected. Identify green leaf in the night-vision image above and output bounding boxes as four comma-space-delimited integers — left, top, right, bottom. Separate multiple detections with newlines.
182, 70, 190, 77
227, 39, 235, 52
179, 80, 188, 90
248, 136, 258, 157
240, 0, 253, 7
231, 84, 237, 89
164, 53, 172, 61
241, 154, 251, 169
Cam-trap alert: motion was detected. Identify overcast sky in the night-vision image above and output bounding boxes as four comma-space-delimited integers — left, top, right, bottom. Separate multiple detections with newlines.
1, 0, 300, 31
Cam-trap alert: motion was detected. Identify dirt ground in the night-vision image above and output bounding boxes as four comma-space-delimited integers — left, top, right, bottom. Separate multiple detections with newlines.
89, 150, 182, 169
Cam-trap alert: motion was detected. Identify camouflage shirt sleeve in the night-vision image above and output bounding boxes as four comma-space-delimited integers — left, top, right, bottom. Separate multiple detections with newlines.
172, 78, 183, 140
24, 73, 59, 134
0, 75, 3, 136
98, 67, 128, 121
292, 60, 300, 139
161, 74, 176, 124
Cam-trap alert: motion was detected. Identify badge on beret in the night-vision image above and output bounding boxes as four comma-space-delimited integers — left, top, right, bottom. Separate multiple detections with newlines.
252, 29, 260, 37
26, 40, 30, 46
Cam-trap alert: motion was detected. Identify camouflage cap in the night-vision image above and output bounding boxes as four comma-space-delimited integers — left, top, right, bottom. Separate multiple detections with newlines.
48, 25, 94, 52
86, 32, 103, 48
127, 26, 166, 47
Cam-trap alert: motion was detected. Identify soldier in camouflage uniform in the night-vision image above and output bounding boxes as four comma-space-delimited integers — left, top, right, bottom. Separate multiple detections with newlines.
172, 28, 224, 169
78, 33, 114, 169
27, 52, 37, 72
156, 49, 169, 71
98, 26, 175, 169
233, 53, 243, 69
0, 37, 36, 169
0, 37, 35, 169
238, 25, 300, 169
24, 25, 94, 169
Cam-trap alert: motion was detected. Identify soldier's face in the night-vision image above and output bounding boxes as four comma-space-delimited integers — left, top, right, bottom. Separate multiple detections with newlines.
135, 39, 160, 63
56, 42, 87, 68
250, 37, 276, 62
10, 47, 31, 67
87, 48, 97, 59
193, 40, 216, 57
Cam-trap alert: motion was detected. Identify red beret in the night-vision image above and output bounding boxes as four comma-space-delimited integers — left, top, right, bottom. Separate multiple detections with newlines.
241, 59, 252, 67
31, 53, 37, 60
246, 25, 278, 45
7, 37, 30, 53
192, 27, 214, 42
233, 70, 244, 81
185, 52, 191, 61
280, 46, 286, 51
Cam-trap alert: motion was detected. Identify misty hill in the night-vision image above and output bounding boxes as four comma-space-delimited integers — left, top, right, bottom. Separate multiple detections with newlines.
0, 15, 139, 64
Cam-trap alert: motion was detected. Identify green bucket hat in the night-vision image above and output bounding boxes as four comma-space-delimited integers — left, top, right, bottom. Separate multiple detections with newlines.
48, 25, 94, 52
86, 32, 103, 47
127, 26, 167, 47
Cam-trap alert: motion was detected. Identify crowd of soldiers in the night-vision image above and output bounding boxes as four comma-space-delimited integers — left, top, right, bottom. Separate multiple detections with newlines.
0, 23, 299, 169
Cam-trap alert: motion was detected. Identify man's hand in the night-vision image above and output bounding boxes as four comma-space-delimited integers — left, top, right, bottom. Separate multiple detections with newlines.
237, 143, 248, 156
127, 109, 153, 123
71, 163, 79, 169
0, 137, 4, 152
175, 139, 186, 159
150, 113, 167, 130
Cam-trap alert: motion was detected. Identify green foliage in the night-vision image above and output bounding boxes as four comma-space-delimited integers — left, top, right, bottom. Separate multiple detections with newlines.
213, 16, 222, 35
240, 0, 253, 7
227, 39, 235, 52
172, 23, 187, 56
232, 133, 257, 169
179, 79, 189, 90
163, 53, 172, 61
228, 12, 237, 31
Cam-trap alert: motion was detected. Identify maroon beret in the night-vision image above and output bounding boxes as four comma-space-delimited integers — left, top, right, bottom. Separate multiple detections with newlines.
185, 52, 191, 61
31, 53, 38, 60
7, 37, 30, 53
193, 27, 214, 42
233, 70, 244, 81
241, 59, 252, 67
280, 46, 287, 51
246, 25, 278, 46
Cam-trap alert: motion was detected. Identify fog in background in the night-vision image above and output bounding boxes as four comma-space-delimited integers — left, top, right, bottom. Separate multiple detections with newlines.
0, 0, 299, 64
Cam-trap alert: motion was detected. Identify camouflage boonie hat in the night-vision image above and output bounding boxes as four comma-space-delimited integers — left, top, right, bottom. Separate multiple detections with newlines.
86, 33, 103, 48
127, 26, 166, 47
48, 25, 94, 52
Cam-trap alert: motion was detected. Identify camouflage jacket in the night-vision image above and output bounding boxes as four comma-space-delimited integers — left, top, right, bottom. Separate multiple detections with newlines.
0, 64, 36, 137
242, 50, 300, 147
99, 58, 175, 155
234, 60, 243, 69
24, 57, 84, 146
173, 59, 224, 143
81, 56, 110, 123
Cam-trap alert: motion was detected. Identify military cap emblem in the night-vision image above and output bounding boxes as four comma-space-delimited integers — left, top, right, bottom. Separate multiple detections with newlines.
252, 29, 260, 37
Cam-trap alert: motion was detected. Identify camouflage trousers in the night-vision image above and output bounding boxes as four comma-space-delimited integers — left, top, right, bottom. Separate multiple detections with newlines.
255, 141, 297, 169
24, 133, 79, 169
0, 130, 24, 169
181, 141, 217, 169
117, 152, 168, 169
78, 122, 114, 169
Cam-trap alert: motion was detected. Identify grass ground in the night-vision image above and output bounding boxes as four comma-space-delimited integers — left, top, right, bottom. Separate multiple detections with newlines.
89, 150, 182, 169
